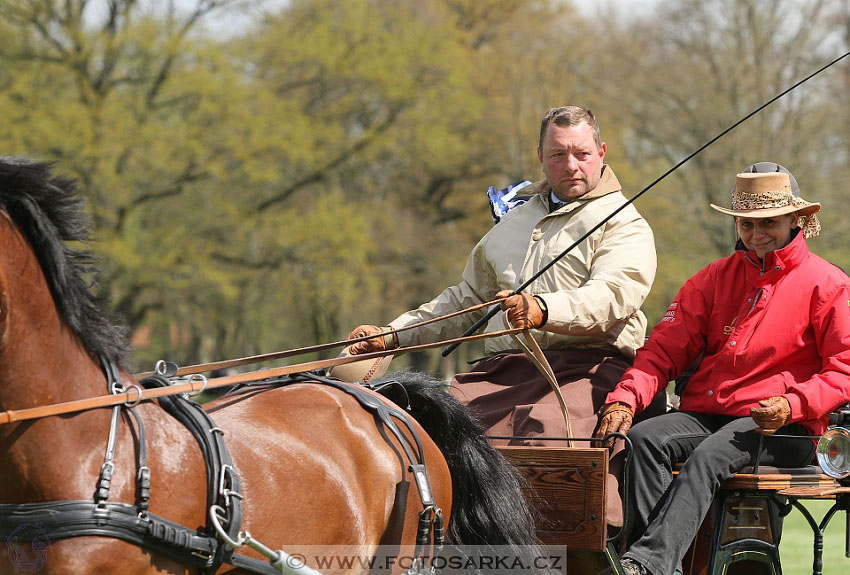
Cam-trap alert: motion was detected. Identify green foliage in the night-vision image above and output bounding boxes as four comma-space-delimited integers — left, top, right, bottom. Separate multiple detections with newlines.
0, 0, 848, 374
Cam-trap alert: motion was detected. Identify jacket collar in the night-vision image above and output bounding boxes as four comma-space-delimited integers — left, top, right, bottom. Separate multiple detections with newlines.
525, 164, 622, 205
735, 228, 808, 273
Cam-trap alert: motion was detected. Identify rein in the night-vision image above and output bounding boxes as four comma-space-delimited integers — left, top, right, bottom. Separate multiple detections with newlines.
0, 327, 521, 426
134, 297, 507, 379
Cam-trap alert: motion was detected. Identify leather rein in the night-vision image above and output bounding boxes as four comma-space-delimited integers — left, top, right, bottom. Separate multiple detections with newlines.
134, 297, 506, 380
0, 323, 521, 426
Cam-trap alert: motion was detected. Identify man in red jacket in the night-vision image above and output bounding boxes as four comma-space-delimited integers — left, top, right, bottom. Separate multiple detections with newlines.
595, 162, 850, 575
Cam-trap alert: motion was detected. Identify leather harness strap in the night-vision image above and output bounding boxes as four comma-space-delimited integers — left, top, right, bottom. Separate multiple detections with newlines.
0, 500, 217, 566
139, 372, 244, 573
0, 500, 282, 575
1, 366, 443, 575
288, 373, 445, 570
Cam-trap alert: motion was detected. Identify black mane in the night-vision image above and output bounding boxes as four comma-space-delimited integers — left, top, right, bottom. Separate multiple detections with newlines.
0, 157, 128, 366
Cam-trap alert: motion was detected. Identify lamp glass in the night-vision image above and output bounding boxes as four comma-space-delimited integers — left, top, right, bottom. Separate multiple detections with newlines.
816, 427, 850, 479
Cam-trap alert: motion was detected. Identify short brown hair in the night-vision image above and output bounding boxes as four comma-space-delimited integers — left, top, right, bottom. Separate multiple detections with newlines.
538, 106, 601, 150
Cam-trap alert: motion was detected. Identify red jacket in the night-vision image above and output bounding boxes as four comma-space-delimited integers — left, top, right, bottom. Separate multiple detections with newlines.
607, 231, 850, 436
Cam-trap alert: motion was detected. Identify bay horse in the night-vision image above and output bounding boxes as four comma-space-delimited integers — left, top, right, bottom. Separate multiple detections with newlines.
0, 158, 548, 575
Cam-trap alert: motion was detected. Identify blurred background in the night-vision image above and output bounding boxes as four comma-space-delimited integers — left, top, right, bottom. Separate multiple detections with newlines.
2, 0, 848, 375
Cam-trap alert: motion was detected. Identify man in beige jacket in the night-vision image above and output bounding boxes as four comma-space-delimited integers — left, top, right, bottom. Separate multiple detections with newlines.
347, 106, 659, 522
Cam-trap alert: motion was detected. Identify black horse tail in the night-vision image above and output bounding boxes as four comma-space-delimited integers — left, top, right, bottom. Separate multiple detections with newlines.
373, 371, 539, 548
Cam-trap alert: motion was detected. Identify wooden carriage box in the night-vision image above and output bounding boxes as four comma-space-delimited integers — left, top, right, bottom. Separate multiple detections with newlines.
496, 446, 610, 552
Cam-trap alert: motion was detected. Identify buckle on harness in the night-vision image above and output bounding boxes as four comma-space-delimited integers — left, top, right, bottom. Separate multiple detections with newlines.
409, 464, 434, 507
219, 464, 243, 507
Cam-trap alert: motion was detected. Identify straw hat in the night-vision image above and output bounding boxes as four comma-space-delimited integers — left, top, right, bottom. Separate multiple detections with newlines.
710, 167, 821, 238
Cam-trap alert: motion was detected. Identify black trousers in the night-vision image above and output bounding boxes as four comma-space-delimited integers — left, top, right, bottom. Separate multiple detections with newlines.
622, 411, 815, 575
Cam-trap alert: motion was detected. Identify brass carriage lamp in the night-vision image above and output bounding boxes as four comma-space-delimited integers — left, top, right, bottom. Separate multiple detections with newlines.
816, 403, 850, 486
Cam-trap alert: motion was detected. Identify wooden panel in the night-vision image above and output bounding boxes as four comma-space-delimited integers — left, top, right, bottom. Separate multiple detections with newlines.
776, 485, 850, 498
497, 446, 608, 551
720, 496, 773, 545
673, 465, 838, 491
720, 471, 836, 491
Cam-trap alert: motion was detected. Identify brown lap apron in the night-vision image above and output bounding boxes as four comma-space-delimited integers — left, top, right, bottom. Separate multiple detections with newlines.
450, 348, 666, 527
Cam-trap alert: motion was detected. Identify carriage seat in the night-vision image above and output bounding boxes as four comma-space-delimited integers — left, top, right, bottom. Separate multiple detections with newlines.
672, 462, 836, 491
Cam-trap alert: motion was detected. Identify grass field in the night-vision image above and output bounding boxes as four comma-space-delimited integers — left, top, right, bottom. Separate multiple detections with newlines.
778, 499, 848, 575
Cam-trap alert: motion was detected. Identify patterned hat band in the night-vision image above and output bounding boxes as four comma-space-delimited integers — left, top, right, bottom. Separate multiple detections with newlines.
732, 189, 799, 210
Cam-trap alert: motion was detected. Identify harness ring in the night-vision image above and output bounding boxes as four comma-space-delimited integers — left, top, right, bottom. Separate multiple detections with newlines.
187, 374, 207, 397
123, 384, 144, 408
210, 504, 245, 548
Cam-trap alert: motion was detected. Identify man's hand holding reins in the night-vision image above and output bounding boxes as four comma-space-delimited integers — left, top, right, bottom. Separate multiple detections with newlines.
595, 401, 635, 448
496, 290, 547, 330
750, 396, 791, 435
347, 325, 398, 355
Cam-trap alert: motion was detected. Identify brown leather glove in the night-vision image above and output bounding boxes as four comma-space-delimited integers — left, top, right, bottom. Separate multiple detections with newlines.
496, 290, 546, 330
347, 325, 397, 355
750, 396, 791, 435
594, 402, 635, 448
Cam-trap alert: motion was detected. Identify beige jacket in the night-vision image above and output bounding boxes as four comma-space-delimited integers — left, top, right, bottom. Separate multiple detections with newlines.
390, 166, 657, 357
